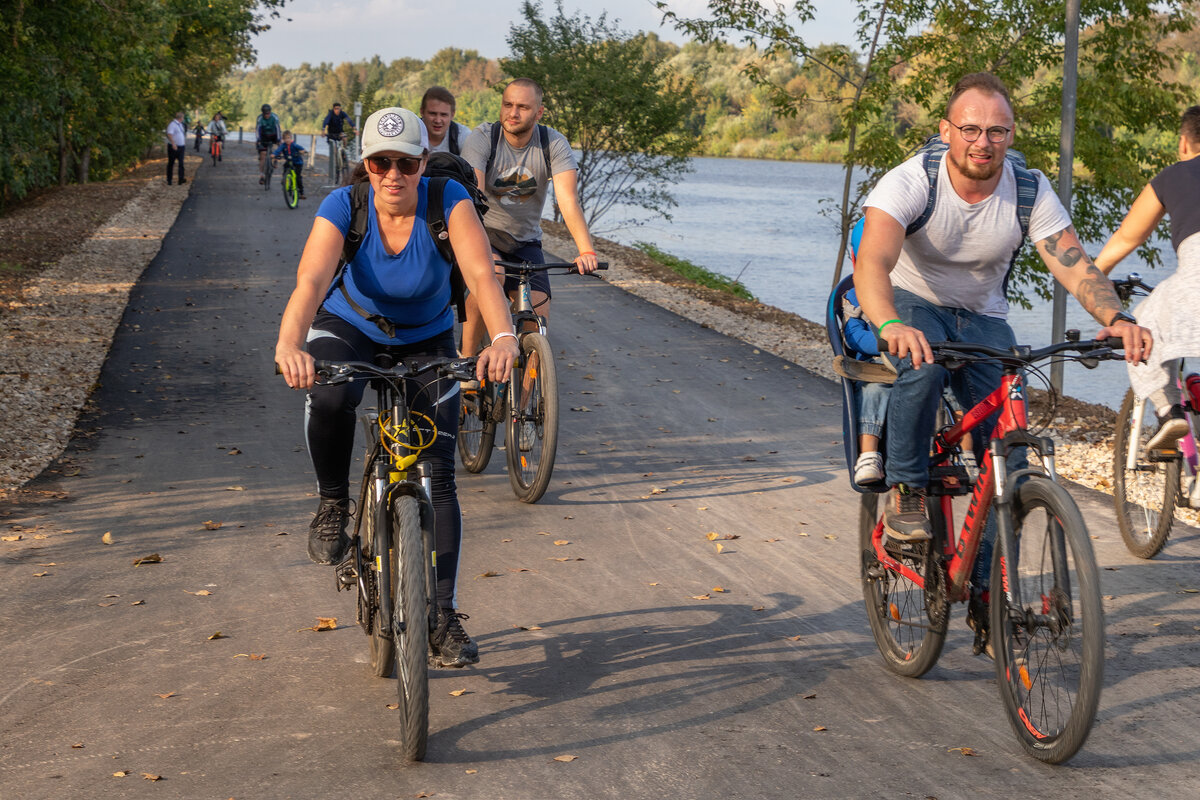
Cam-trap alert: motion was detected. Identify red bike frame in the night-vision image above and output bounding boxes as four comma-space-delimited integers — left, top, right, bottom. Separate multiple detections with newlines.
868, 369, 1032, 602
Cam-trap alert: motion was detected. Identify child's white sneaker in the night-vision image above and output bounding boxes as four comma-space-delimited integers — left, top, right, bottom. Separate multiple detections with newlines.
854, 451, 884, 484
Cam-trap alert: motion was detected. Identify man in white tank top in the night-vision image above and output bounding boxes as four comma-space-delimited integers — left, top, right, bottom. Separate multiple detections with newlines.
853, 72, 1152, 543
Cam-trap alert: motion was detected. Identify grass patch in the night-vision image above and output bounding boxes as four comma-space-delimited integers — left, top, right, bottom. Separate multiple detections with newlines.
0, 261, 25, 274
632, 242, 756, 301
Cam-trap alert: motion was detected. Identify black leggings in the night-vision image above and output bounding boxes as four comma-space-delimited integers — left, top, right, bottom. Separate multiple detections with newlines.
305, 311, 463, 607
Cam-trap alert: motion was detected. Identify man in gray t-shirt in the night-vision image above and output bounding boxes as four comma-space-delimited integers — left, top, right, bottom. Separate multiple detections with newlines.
458, 78, 598, 359
854, 71, 1151, 542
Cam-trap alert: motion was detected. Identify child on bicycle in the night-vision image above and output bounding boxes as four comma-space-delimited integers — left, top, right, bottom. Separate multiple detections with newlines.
272, 131, 307, 200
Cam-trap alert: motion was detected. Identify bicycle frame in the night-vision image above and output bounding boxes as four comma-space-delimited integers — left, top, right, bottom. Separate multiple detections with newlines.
868, 368, 1055, 608
1124, 372, 1200, 500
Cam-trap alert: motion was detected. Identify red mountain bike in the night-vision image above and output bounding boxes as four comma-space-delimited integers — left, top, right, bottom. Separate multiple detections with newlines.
860, 334, 1122, 763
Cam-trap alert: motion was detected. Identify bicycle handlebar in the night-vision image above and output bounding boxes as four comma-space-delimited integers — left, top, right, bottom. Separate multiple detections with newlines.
929, 337, 1125, 369
312, 356, 477, 385
493, 260, 609, 275
1111, 273, 1152, 305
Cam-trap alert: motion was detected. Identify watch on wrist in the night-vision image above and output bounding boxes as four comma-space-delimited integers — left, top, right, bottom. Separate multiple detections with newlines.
1108, 310, 1137, 327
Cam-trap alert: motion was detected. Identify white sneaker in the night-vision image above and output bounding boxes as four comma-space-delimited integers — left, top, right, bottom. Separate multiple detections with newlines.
854, 451, 884, 484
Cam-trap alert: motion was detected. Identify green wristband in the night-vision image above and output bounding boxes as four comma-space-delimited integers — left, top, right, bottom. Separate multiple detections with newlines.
877, 318, 903, 334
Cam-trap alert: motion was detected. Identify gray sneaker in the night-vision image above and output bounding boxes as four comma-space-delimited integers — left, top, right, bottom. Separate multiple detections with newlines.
1147, 404, 1189, 450
883, 484, 931, 542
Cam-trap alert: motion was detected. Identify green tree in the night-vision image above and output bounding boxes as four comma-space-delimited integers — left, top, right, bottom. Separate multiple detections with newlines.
661, 0, 1196, 301
502, 1, 700, 230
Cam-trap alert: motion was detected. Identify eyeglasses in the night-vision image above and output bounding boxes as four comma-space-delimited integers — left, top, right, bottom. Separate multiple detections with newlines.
944, 119, 1011, 144
366, 155, 423, 175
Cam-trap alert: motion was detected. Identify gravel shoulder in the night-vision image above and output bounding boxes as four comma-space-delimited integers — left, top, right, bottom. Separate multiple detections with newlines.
0, 168, 1166, 524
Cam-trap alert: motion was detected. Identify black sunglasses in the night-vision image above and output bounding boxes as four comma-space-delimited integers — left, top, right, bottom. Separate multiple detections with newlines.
366, 155, 423, 175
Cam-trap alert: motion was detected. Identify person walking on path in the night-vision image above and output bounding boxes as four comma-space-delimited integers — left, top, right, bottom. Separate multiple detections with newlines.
165, 111, 187, 185
1095, 104, 1200, 449
420, 86, 471, 155
457, 78, 599, 357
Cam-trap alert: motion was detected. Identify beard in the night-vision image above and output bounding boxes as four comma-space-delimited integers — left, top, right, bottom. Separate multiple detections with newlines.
949, 147, 1004, 181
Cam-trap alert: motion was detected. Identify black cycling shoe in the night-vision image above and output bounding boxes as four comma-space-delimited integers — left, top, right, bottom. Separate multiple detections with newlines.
307, 497, 350, 565
430, 610, 479, 667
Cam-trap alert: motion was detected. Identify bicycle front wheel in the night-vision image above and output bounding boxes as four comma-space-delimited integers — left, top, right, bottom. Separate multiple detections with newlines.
859, 492, 949, 677
263, 159, 273, 190
283, 168, 299, 208
364, 480, 395, 678
1112, 388, 1179, 558
506, 331, 559, 503
991, 477, 1103, 764
392, 494, 430, 762
458, 381, 497, 473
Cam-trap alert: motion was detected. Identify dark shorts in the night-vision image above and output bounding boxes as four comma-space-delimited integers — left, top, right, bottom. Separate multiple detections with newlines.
494, 238, 551, 298
257, 136, 279, 152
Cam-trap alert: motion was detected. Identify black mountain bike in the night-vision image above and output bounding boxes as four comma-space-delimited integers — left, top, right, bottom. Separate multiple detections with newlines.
317, 355, 476, 762
458, 260, 606, 503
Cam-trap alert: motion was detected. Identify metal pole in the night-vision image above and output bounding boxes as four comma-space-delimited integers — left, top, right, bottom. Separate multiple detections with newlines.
1050, 0, 1081, 393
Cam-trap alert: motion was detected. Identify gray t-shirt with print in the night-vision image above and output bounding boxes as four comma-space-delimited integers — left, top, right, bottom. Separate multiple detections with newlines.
864, 153, 1071, 318
461, 121, 577, 242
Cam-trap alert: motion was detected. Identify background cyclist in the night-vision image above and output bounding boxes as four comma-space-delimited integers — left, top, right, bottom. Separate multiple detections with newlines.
272, 130, 307, 200
321, 101, 356, 181
256, 103, 282, 183
207, 111, 227, 159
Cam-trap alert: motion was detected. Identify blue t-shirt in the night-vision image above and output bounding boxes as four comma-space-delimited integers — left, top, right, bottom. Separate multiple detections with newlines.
318, 178, 470, 344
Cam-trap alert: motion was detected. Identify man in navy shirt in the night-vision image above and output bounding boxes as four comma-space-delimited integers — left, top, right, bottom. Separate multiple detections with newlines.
321, 102, 357, 180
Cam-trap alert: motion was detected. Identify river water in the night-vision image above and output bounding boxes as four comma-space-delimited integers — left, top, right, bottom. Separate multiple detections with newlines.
601, 156, 1178, 411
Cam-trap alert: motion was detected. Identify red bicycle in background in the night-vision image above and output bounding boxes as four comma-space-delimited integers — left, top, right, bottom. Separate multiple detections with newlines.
210, 134, 223, 166
860, 334, 1123, 763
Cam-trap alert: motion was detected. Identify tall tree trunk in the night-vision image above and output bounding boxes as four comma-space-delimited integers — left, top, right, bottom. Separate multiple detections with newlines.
76, 140, 92, 184
57, 117, 70, 186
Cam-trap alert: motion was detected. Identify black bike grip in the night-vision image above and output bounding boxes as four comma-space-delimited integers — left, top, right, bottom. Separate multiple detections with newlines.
1099, 336, 1125, 350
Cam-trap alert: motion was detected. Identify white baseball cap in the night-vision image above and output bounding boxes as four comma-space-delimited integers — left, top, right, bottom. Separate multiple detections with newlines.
360, 107, 428, 159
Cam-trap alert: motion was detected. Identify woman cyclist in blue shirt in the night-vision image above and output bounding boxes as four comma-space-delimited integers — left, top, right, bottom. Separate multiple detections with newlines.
275, 107, 518, 667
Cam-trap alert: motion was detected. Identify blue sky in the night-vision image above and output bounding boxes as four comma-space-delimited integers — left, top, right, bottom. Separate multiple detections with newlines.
251, 0, 858, 68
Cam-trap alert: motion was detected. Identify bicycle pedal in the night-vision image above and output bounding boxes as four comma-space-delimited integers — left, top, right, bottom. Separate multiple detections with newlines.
334, 560, 357, 591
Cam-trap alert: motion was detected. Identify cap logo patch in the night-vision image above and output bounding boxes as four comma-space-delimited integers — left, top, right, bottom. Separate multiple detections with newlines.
377, 112, 405, 138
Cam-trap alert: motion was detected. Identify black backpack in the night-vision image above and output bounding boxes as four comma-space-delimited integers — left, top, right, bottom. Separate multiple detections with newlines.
330, 156, 488, 337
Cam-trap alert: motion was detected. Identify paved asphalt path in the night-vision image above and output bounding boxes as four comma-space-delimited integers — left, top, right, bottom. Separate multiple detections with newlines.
2, 143, 1198, 799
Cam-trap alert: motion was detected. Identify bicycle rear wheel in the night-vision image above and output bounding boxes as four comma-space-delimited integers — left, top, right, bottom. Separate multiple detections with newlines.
364, 480, 395, 678
506, 331, 559, 503
458, 381, 497, 473
392, 494, 430, 762
1112, 388, 1179, 558
991, 477, 1103, 764
859, 492, 949, 678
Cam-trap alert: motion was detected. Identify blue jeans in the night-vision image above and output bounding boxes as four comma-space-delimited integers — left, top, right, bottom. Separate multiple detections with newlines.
882, 289, 1027, 590
855, 380, 890, 439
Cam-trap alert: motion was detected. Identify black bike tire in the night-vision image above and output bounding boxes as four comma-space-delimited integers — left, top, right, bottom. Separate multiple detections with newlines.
365, 479, 396, 678
283, 167, 299, 208
859, 492, 948, 678
990, 477, 1103, 764
1112, 388, 1178, 558
506, 331, 559, 503
457, 382, 497, 473
263, 158, 273, 190
392, 494, 430, 762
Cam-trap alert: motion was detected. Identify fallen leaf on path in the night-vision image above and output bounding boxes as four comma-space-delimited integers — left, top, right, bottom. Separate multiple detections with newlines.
650, 487, 668, 495
449, 689, 470, 697
788, 635, 803, 641
224, 486, 245, 491
706, 532, 719, 541
515, 625, 543, 631
113, 771, 128, 778
715, 543, 724, 554
764, 537, 781, 542
753, 605, 765, 611
101, 532, 114, 544
803, 693, 817, 700
2, 534, 21, 542
234, 653, 267, 660
132, 553, 162, 566
553, 540, 570, 546
712, 586, 727, 593
553, 755, 578, 763
130, 600, 144, 606
32, 571, 49, 578
948, 747, 978, 757
386, 703, 399, 710
185, 590, 212, 596
465, 769, 477, 774
475, 571, 502, 579
143, 773, 162, 781
71, 743, 84, 748
813, 726, 827, 732
207, 632, 228, 640
227, 448, 242, 456
202, 520, 222, 530
301, 617, 338, 632
692, 594, 711, 600
156, 692, 176, 699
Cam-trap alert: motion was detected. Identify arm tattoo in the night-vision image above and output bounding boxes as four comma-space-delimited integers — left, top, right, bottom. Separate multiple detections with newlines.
1043, 230, 1085, 268
1073, 264, 1122, 324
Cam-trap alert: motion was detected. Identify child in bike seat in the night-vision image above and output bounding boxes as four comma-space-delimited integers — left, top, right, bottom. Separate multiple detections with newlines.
843, 288, 892, 484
